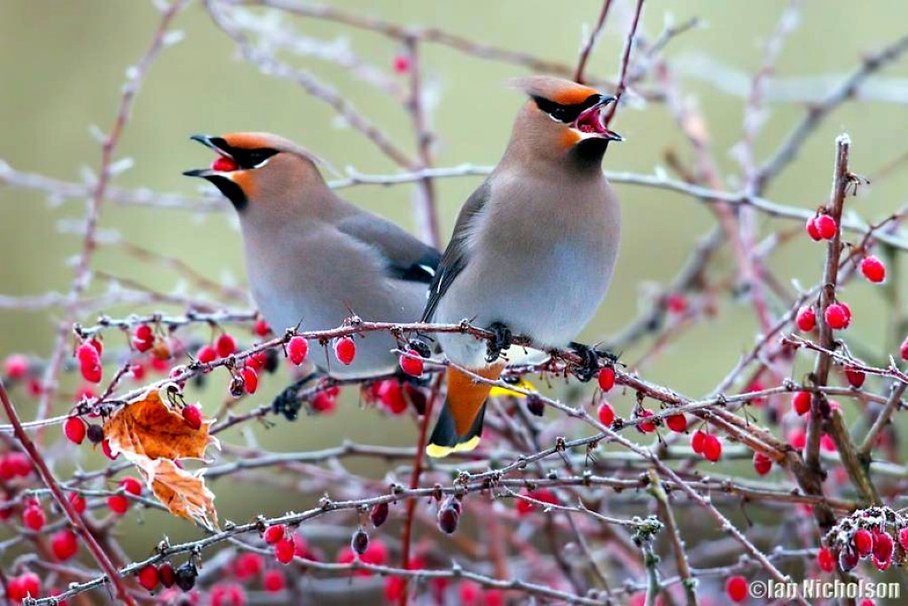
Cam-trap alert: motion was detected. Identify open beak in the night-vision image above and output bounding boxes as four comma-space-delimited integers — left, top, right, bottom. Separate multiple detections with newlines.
183, 134, 239, 178
572, 95, 623, 142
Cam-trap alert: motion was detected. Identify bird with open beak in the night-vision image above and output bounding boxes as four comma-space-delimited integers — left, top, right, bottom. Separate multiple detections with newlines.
184, 132, 441, 388
422, 76, 623, 457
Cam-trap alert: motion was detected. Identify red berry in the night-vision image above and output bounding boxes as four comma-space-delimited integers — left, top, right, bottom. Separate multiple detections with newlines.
873, 531, 893, 564
68, 492, 86, 514
216, 333, 237, 358
817, 546, 836, 572
725, 575, 748, 603
900, 335, 908, 361
376, 380, 407, 414
133, 324, 155, 352
896, 527, 908, 551
182, 404, 203, 430
263, 570, 285, 592
399, 350, 424, 377
233, 553, 264, 581
636, 408, 656, 433
597, 402, 615, 426
275, 537, 295, 564
311, 391, 337, 413
129, 363, 146, 381
691, 430, 707, 454
51, 529, 79, 561
76, 343, 99, 366
753, 452, 772, 476
137, 564, 159, 591
666, 293, 688, 314
334, 337, 356, 365
240, 367, 258, 394
80, 359, 102, 384
860, 255, 886, 283
788, 428, 807, 450
107, 494, 129, 515
393, 54, 411, 73
120, 477, 143, 496
665, 413, 687, 433
212, 156, 238, 172
254, 318, 271, 337
64, 416, 86, 444
22, 505, 46, 531
263, 524, 286, 545
702, 434, 722, 462
287, 336, 309, 366
825, 303, 848, 329
796, 306, 816, 331
814, 214, 838, 240
6, 453, 31, 477
197, 345, 217, 364
597, 367, 615, 392
370, 502, 390, 527
159, 563, 176, 588
792, 391, 812, 416
806, 216, 822, 241
3, 354, 29, 379
210, 583, 245, 606
853, 528, 873, 556
820, 434, 836, 452
844, 366, 865, 388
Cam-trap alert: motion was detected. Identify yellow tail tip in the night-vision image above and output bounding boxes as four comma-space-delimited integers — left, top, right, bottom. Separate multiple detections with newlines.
425, 436, 481, 459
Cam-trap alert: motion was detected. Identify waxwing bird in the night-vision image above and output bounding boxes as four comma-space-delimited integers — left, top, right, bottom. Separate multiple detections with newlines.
422, 76, 623, 457
184, 132, 440, 388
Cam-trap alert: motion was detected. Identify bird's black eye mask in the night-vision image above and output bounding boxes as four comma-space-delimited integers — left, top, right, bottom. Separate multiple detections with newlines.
207, 137, 279, 170
532, 94, 603, 123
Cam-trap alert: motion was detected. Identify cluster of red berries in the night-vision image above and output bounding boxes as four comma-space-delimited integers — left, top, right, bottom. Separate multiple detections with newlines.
838, 526, 901, 571
691, 430, 722, 462
76, 339, 103, 384
108, 476, 142, 515
6, 572, 41, 601
197, 333, 237, 364
133, 324, 156, 352
263, 523, 306, 565
136, 561, 197, 592
0, 452, 32, 481
805, 213, 837, 241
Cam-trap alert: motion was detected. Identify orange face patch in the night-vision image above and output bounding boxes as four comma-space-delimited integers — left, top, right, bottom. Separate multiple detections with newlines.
552, 84, 599, 106
560, 129, 583, 149
230, 170, 257, 200
222, 133, 268, 150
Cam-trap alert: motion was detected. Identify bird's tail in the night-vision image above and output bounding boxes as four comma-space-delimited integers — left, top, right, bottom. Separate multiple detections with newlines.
426, 363, 505, 458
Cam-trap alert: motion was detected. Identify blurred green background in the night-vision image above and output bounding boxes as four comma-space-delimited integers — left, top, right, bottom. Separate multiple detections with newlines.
1, 0, 907, 594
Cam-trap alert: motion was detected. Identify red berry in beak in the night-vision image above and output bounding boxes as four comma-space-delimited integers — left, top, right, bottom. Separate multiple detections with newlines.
212, 156, 238, 172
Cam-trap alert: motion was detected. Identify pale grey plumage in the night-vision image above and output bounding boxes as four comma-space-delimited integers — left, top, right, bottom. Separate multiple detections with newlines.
185, 132, 439, 379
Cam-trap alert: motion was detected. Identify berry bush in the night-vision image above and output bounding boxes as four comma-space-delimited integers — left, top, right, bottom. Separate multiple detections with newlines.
1, 1, 907, 605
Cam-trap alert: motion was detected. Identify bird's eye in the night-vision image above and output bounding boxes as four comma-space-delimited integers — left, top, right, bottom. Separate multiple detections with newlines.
233, 148, 279, 169
551, 107, 570, 122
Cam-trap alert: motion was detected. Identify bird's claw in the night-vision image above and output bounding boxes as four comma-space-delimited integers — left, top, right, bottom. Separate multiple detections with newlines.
486, 322, 513, 363
271, 372, 320, 421
570, 342, 618, 382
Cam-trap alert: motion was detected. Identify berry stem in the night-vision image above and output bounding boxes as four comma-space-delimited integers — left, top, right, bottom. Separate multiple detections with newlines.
397, 373, 442, 605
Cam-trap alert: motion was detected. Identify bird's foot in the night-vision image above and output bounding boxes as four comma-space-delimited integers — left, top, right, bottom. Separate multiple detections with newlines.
271, 371, 322, 421
485, 322, 513, 363
569, 342, 619, 382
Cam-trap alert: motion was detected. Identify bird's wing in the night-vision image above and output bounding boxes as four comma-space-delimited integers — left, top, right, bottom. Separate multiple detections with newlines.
335, 213, 441, 284
422, 180, 491, 322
